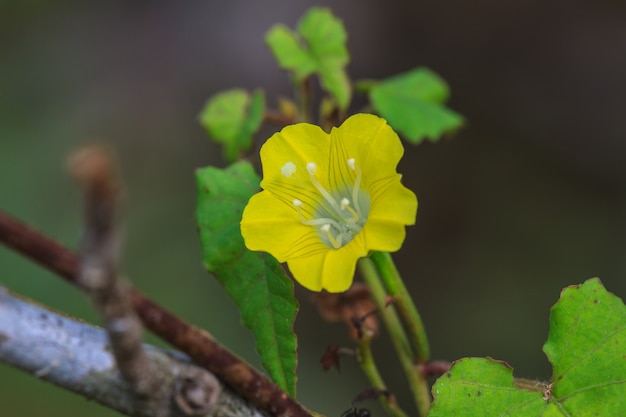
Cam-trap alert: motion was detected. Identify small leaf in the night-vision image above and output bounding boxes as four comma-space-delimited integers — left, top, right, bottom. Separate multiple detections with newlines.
429, 358, 547, 416
298, 8, 351, 109
195, 161, 298, 397
266, 25, 316, 80
199, 89, 265, 162
370, 68, 463, 144
543, 278, 626, 415
265, 8, 351, 110
429, 279, 626, 416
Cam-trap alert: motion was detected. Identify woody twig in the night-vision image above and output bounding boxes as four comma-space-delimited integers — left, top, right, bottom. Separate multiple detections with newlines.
68, 145, 155, 395
0, 147, 314, 417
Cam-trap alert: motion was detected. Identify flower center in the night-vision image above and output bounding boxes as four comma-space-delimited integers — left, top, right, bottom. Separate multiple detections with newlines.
282, 158, 370, 249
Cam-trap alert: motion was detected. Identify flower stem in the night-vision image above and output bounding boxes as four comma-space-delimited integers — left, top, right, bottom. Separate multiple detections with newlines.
296, 76, 313, 122
358, 257, 431, 416
370, 251, 430, 363
356, 330, 409, 417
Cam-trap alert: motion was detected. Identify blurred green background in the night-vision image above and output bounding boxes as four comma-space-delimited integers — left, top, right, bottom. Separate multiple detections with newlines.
1, 1, 625, 416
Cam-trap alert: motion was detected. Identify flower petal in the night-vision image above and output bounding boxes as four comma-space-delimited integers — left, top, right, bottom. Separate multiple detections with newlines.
363, 221, 407, 252
260, 123, 330, 190
286, 253, 325, 291
363, 178, 417, 252
331, 114, 404, 183
241, 191, 327, 262
368, 176, 418, 226
287, 240, 364, 293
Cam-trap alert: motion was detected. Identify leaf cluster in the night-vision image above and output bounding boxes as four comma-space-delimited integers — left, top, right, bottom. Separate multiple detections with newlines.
199, 7, 463, 164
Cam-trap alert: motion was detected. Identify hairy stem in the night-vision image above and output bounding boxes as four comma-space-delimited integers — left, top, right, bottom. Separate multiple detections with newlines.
356, 330, 409, 417
358, 257, 431, 417
370, 251, 430, 363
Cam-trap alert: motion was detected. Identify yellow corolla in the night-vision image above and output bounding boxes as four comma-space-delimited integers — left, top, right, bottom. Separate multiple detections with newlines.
240, 113, 417, 292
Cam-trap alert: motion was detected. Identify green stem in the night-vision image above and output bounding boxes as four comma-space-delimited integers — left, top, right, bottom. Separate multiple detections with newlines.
356, 331, 409, 417
358, 257, 431, 416
295, 76, 313, 122
370, 251, 430, 363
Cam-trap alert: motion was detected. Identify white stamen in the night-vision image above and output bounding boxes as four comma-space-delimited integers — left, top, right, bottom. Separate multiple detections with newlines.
285, 156, 370, 250
351, 160, 363, 216
320, 223, 342, 248
281, 162, 296, 177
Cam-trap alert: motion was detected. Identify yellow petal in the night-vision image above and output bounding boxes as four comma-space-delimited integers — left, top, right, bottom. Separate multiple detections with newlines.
362, 177, 417, 252
241, 191, 327, 262
368, 176, 418, 226
286, 252, 325, 291
332, 114, 404, 183
362, 220, 407, 252
321, 243, 364, 292
260, 123, 330, 190
287, 240, 364, 293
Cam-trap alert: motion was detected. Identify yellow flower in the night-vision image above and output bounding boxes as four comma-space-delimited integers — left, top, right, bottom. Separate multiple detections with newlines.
241, 113, 417, 292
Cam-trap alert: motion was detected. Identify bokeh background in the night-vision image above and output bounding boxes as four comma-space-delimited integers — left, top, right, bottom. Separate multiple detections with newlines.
1, 1, 625, 416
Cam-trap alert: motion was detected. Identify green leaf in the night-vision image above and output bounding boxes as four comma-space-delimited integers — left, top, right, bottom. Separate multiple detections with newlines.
370, 68, 463, 144
429, 358, 547, 416
265, 25, 316, 80
543, 278, 626, 415
199, 89, 265, 162
266, 8, 351, 110
298, 8, 351, 109
195, 161, 298, 397
429, 278, 626, 417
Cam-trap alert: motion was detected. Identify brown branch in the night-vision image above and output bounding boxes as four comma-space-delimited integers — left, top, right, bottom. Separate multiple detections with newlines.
0, 209, 314, 417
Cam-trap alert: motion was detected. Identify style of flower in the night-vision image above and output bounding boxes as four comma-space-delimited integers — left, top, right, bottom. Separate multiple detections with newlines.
240, 113, 417, 292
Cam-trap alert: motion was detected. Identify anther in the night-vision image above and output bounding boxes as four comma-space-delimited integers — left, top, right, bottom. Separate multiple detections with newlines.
281, 162, 296, 178
347, 158, 355, 170
293, 199, 302, 207
340, 198, 360, 223
306, 162, 317, 175
320, 224, 342, 249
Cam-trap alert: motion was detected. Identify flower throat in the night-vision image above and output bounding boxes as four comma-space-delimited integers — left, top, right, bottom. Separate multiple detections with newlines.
281, 158, 371, 249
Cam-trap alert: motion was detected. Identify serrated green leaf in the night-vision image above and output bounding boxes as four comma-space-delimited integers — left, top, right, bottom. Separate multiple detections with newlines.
543, 278, 626, 415
428, 279, 626, 417
266, 25, 316, 80
265, 8, 351, 110
298, 8, 351, 109
370, 68, 463, 144
429, 358, 547, 417
199, 89, 265, 162
195, 161, 298, 397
